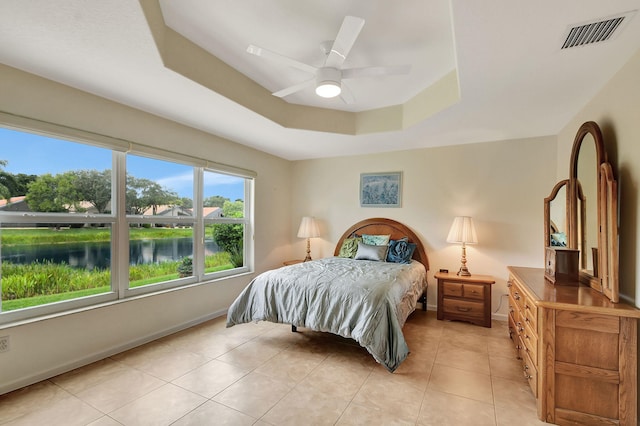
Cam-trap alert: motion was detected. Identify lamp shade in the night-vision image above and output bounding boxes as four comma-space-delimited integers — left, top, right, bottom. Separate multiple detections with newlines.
297, 216, 320, 238
446, 216, 478, 244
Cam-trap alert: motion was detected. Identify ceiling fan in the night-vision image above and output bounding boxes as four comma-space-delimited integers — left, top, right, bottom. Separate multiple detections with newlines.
247, 16, 411, 103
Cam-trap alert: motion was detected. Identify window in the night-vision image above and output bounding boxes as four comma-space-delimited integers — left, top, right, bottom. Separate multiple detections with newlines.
125, 154, 195, 291
202, 170, 249, 277
0, 125, 254, 323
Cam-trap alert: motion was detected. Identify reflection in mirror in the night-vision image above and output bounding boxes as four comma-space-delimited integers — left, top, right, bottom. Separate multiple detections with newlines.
550, 185, 566, 245
576, 133, 598, 274
544, 180, 568, 250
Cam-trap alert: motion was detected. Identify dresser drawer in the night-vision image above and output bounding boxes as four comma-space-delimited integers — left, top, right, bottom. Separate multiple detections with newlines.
522, 320, 538, 365
463, 283, 485, 300
509, 284, 525, 313
522, 349, 538, 398
442, 281, 463, 297
522, 297, 538, 332
442, 298, 484, 319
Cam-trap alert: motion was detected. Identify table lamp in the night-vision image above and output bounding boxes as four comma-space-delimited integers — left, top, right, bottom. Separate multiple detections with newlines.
446, 216, 478, 276
297, 216, 320, 261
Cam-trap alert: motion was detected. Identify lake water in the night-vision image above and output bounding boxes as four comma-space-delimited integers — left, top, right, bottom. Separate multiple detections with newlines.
1, 238, 220, 269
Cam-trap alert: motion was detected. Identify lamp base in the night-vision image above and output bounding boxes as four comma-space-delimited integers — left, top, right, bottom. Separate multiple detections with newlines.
303, 237, 312, 262
457, 266, 471, 276
457, 243, 471, 276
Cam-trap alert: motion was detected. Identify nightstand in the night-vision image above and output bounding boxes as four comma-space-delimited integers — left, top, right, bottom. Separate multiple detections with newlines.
435, 271, 495, 328
283, 259, 304, 266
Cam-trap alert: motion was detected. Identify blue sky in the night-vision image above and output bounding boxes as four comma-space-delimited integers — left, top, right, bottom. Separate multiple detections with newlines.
0, 127, 244, 200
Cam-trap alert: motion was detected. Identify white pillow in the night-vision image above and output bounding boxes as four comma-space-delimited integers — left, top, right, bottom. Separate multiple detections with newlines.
354, 242, 388, 261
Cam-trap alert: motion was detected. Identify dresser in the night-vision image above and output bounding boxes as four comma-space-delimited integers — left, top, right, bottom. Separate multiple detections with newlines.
435, 272, 495, 327
508, 266, 640, 425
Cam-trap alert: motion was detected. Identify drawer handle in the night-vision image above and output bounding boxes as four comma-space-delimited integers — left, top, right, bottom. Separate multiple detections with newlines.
507, 281, 513, 288
514, 292, 521, 301
456, 306, 472, 312
523, 365, 532, 380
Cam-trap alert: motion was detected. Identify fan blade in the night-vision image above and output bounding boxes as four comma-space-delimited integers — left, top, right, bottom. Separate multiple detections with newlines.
272, 78, 315, 98
325, 16, 365, 68
339, 82, 356, 104
342, 64, 411, 79
247, 44, 317, 74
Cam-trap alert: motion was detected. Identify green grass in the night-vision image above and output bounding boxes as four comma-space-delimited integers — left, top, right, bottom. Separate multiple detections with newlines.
1, 287, 110, 311
1, 226, 194, 246
1, 252, 235, 312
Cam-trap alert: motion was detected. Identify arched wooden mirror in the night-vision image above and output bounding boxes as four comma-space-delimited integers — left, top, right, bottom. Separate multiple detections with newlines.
566, 121, 619, 302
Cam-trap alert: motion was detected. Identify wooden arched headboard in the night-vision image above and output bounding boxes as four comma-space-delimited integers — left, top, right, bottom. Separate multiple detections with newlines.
333, 218, 429, 271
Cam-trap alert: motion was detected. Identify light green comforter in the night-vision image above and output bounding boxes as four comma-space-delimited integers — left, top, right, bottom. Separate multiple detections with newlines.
226, 257, 427, 372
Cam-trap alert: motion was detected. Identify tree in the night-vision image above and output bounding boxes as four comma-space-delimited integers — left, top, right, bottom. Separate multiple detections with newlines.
126, 176, 178, 215
0, 160, 10, 201
203, 195, 228, 207
222, 200, 244, 218
25, 174, 68, 212
175, 197, 193, 209
126, 176, 148, 215
212, 200, 244, 253
143, 182, 178, 215
11, 173, 38, 196
72, 169, 111, 213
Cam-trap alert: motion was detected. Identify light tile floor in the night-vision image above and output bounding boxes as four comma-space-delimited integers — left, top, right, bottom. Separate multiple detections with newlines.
0, 310, 547, 425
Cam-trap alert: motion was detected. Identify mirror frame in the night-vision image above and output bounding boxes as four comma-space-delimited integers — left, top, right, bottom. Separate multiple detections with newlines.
567, 121, 619, 301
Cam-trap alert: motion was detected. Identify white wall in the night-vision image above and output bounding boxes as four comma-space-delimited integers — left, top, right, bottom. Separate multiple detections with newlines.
291, 136, 558, 315
0, 64, 294, 394
556, 47, 640, 304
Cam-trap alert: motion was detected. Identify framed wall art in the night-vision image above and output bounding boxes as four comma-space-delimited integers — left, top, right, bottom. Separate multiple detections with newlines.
360, 172, 402, 208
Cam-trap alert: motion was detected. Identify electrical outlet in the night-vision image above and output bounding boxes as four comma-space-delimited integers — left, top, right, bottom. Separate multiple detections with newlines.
0, 336, 9, 353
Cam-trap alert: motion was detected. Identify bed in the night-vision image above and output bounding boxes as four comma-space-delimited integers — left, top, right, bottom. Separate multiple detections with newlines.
226, 218, 429, 372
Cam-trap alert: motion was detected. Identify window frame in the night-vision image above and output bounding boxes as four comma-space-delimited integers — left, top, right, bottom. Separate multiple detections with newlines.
0, 117, 255, 325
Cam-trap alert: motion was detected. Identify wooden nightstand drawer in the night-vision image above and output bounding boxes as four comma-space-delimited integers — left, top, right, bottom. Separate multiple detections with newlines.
463, 283, 485, 300
442, 298, 484, 319
442, 282, 463, 297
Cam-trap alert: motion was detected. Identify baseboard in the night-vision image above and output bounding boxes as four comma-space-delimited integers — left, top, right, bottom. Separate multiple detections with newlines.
0, 308, 227, 395
492, 312, 508, 321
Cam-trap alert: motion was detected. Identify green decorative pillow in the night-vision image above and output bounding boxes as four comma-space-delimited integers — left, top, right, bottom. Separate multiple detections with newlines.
354, 242, 388, 261
362, 234, 391, 246
338, 237, 362, 258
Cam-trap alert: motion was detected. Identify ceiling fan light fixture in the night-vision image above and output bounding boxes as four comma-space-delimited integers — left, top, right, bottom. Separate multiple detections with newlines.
315, 67, 342, 98
316, 81, 341, 98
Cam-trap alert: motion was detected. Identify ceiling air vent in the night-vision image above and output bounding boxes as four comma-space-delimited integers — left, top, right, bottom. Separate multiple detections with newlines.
561, 11, 636, 49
